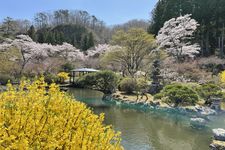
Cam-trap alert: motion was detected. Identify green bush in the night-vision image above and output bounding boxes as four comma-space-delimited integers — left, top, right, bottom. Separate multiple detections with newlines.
196, 83, 224, 105
154, 84, 199, 106
154, 93, 164, 100
44, 74, 59, 84
76, 71, 118, 94
61, 63, 74, 72
119, 78, 137, 94
76, 73, 97, 88
0, 74, 13, 85
136, 78, 149, 91
22, 72, 36, 79
95, 71, 119, 94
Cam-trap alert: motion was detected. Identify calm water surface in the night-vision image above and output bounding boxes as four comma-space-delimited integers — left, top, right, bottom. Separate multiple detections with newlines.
68, 88, 225, 150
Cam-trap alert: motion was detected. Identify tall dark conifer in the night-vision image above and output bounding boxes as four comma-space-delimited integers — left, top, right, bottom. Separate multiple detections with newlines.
81, 35, 88, 51
27, 25, 36, 41
87, 32, 94, 49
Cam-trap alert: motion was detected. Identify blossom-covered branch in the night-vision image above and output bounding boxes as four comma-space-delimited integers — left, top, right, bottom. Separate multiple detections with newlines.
156, 14, 200, 62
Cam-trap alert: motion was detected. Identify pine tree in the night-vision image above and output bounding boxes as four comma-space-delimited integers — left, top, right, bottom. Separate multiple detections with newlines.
87, 32, 94, 49
46, 32, 52, 44
149, 60, 163, 94
27, 25, 36, 41
37, 32, 46, 43
81, 35, 88, 51
0, 17, 18, 37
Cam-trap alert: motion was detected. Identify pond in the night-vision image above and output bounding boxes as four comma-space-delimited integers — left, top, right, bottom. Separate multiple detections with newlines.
68, 88, 225, 150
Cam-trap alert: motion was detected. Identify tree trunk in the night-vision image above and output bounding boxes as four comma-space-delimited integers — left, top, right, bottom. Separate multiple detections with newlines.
222, 24, 224, 58
205, 29, 210, 56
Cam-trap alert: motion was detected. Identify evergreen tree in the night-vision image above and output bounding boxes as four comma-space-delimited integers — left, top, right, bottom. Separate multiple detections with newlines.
37, 32, 46, 43
81, 35, 88, 51
46, 32, 55, 44
27, 25, 36, 41
0, 17, 18, 37
33, 23, 96, 49
149, 60, 162, 94
87, 32, 94, 49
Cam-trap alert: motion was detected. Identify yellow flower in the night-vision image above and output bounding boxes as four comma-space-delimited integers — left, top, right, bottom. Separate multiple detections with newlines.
0, 78, 123, 150
57, 72, 69, 83
220, 71, 225, 83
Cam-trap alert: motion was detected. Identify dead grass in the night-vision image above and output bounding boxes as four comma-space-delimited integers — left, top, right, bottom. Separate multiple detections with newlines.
112, 91, 154, 102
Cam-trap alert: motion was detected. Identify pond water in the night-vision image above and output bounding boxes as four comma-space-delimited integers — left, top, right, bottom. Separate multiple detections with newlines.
68, 88, 225, 150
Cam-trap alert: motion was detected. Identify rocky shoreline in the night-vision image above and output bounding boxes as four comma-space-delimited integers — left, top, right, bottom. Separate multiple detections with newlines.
103, 94, 224, 117
210, 128, 225, 150
103, 94, 225, 150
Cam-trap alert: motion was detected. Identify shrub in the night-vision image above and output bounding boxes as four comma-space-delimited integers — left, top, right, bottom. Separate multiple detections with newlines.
153, 93, 164, 100
196, 83, 224, 105
0, 74, 13, 85
77, 71, 118, 94
44, 73, 59, 84
161, 59, 212, 82
76, 73, 97, 88
95, 70, 119, 94
22, 72, 36, 79
154, 83, 199, 106
220, 71, 225, 83
136, 78, 149, 90
0, 78, 122, 149
57, 72, 69, 83
61, 62, 74, 72
119, 78, 137, 94
198, 56, 225, 75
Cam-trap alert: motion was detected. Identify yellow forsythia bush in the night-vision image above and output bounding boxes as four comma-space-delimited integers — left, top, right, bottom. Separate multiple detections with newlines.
57, 72, 69, 83
0, 78, 123, 150
220, 71, 225, 83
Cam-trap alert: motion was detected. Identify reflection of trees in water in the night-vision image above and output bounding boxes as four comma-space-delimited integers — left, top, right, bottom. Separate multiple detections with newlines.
101, 106, 210, 150
142, 113, 210, 150
68, 88, 212, 150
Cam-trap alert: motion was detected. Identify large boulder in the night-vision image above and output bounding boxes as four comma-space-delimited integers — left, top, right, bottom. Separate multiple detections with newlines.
190, 117, 207, 128
213, 128, 225, 141
195, 106, 217, 116
210, 140, 225, 150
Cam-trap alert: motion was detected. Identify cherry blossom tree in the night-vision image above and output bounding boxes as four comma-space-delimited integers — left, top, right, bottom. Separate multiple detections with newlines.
0, 35, 122, 75
0, 35, 85, 75
156, 14, 200, 62
86, 44, 120, 58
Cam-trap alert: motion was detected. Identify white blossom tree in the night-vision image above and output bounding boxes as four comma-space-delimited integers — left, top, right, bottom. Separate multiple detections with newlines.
156, 14, 200, 62
86, 44, 121, 58
0, 35, 85, 75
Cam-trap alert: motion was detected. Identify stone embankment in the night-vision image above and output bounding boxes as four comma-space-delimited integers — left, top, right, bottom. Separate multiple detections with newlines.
210, 128, 225, 150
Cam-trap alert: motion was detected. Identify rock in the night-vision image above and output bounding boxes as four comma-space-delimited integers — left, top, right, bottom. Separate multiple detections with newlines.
212, 128, 225, 141
210, 140, 225, 150
183, 106, 198, 113
190, 118, 207, 128
115, 95, 120, 98
112, 94, 121, 99
150, 100, 160, 106
145, 100, 151, 104
195, 106, 217, 116
160, 103, 171, 109
200, 108, 217, 116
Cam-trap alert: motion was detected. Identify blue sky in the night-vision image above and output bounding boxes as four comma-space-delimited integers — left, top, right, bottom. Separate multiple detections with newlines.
0, 0, 157, 25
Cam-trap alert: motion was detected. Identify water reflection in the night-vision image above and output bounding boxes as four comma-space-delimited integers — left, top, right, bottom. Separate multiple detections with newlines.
68, 88, 224, 150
